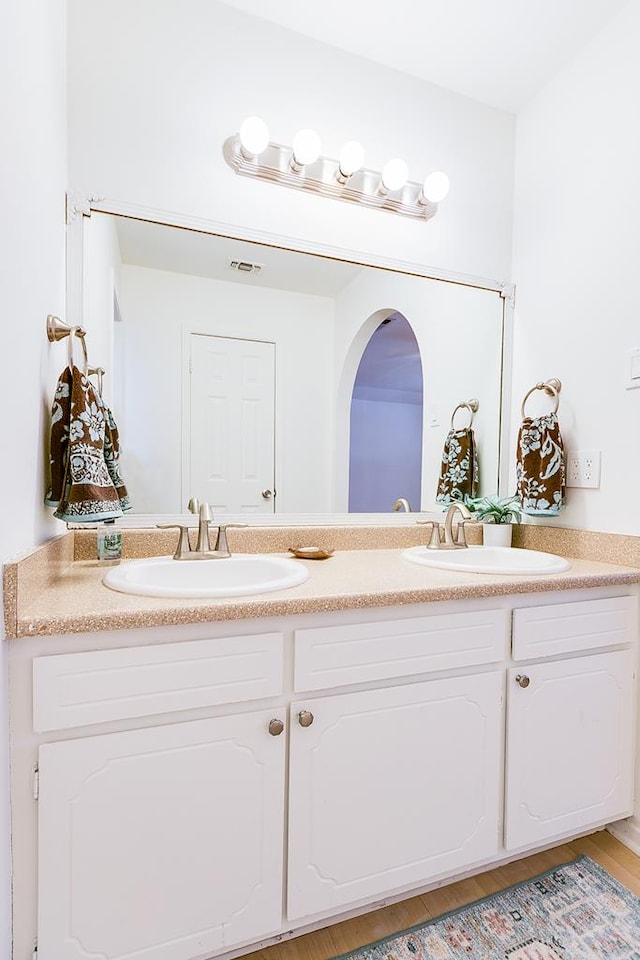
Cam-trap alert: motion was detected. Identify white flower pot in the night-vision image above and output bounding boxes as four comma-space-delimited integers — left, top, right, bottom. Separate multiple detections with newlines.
482, 523, 512, 547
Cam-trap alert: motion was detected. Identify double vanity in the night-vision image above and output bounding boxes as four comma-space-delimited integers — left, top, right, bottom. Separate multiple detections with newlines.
4, 524, 640, 960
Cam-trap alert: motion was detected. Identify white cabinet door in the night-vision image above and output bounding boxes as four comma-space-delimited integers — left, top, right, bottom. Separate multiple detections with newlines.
287, 672, 502, 921
37, 711, 286, 960
505, 648, 635, 850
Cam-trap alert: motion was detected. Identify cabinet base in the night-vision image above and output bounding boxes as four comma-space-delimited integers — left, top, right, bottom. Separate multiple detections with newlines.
607, 817, 640, 856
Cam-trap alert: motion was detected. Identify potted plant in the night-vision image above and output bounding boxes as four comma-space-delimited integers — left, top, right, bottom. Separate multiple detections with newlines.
462, 495, 522, 547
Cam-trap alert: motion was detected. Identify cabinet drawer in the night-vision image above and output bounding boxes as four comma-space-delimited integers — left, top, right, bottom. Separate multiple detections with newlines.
294, 609, 508, 691
33, 632, 284, 732
512, 596, 636, 661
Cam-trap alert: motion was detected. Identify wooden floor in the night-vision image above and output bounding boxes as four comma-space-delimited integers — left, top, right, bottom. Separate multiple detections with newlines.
243, 831, 640, 960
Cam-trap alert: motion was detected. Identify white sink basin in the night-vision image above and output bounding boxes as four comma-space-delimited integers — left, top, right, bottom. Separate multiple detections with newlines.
103, 554, 310, 599
403, 545, 571, 576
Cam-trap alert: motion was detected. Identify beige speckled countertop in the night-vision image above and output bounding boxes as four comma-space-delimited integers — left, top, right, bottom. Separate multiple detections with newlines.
5, 530, 640, 638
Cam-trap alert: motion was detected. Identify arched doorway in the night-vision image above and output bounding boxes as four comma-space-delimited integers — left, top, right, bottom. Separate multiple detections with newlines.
348, 312, 423, 512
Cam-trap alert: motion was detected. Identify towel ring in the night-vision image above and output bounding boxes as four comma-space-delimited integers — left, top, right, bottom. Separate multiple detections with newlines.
521, 378, 561, 419
88, 366, 105, 395
450, 398, 479, 430
67, 326, 88, 375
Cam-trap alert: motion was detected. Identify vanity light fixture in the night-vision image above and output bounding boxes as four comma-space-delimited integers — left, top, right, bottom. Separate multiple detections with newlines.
223, 117, 449, 221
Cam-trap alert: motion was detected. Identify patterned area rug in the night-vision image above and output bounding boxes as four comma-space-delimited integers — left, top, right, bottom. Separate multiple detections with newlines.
333, 856, 640, 959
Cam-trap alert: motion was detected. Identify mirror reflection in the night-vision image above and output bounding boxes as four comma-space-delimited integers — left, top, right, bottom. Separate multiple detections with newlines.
81, 212, 505, 516
349, 314, 423, 512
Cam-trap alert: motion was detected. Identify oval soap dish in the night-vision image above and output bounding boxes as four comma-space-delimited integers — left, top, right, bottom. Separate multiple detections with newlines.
288, 546, 335, 560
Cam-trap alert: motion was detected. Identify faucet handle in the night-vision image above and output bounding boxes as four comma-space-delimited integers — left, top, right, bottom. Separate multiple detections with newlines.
417, 520, 443, 549
156, 523, 192, 559
428, 522, 443, 549
454, 518, 475, 547
214, 523, 248, 556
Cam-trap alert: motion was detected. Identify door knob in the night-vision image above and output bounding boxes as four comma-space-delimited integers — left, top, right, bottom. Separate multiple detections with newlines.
298, 710, 314, 727
261, 489, 274, 500
268, 718, 284, 736
515, 674, 531, 688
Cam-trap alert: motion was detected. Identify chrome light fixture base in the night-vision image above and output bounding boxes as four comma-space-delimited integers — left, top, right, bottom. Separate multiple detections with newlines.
223, 137, 440, 222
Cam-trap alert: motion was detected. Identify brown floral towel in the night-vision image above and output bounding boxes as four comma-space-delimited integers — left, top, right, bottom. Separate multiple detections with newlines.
516, 412, 565, 515
435, 427, 479, 504
45, 365, 130, 522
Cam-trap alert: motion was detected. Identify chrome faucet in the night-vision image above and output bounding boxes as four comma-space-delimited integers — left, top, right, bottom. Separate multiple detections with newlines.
392, 498, 411, 512
418, 502, 475, 550
195, 502, 213, 552
443, 502, 474, 548
158, 500, 247, 559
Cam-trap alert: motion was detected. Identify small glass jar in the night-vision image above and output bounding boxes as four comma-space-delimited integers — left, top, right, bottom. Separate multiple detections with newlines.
97, 520, 122, 560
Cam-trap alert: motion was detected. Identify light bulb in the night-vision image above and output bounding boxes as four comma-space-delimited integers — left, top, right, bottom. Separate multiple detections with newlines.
238, 116, 269, 158
292, 128, 321, 168
421, 171, 450, 204
338, 140, 365, 179
381, 158, 408, 193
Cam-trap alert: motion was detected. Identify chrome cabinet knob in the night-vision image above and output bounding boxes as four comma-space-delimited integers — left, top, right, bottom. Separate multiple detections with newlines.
268, 719, 284, 736
261, 489, 274, 500
515, 674, 531, 688
298, 710, 314, 727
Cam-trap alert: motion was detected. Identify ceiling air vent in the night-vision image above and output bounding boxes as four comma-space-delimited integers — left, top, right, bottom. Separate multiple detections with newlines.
227, 258, 263, 275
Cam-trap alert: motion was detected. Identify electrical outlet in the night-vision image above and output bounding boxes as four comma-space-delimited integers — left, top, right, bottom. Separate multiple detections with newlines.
566, 451, 601, 488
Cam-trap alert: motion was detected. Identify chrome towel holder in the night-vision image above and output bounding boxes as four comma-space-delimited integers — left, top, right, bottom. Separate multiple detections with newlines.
46, 315, 88, 374
450, 398, 479, 430
521, 378, 562, 418
88, 366, 105, 395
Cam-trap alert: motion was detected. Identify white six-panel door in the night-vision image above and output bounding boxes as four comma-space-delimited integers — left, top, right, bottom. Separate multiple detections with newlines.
188, 334, 275, 513
37, 711, 286, 960
505, 648, 635, 850
287, 672, 502, 921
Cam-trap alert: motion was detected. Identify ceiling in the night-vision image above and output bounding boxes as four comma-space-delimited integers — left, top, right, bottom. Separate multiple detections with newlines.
113, 215, 363, 297
219, 0, 628, 112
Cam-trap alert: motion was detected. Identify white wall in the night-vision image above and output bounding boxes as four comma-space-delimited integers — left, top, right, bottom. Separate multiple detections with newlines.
511, 0, 640, 535
0, 0, 68, 951
118, 266, 335, 513
67, 0, 515, 283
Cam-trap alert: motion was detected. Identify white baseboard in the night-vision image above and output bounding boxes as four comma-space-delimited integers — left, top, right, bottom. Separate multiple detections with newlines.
607, 818, 640, 856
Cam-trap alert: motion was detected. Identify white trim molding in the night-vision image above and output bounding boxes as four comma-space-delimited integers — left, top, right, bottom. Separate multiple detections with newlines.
72, 194, 509, 293
607, 818, 640, 856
